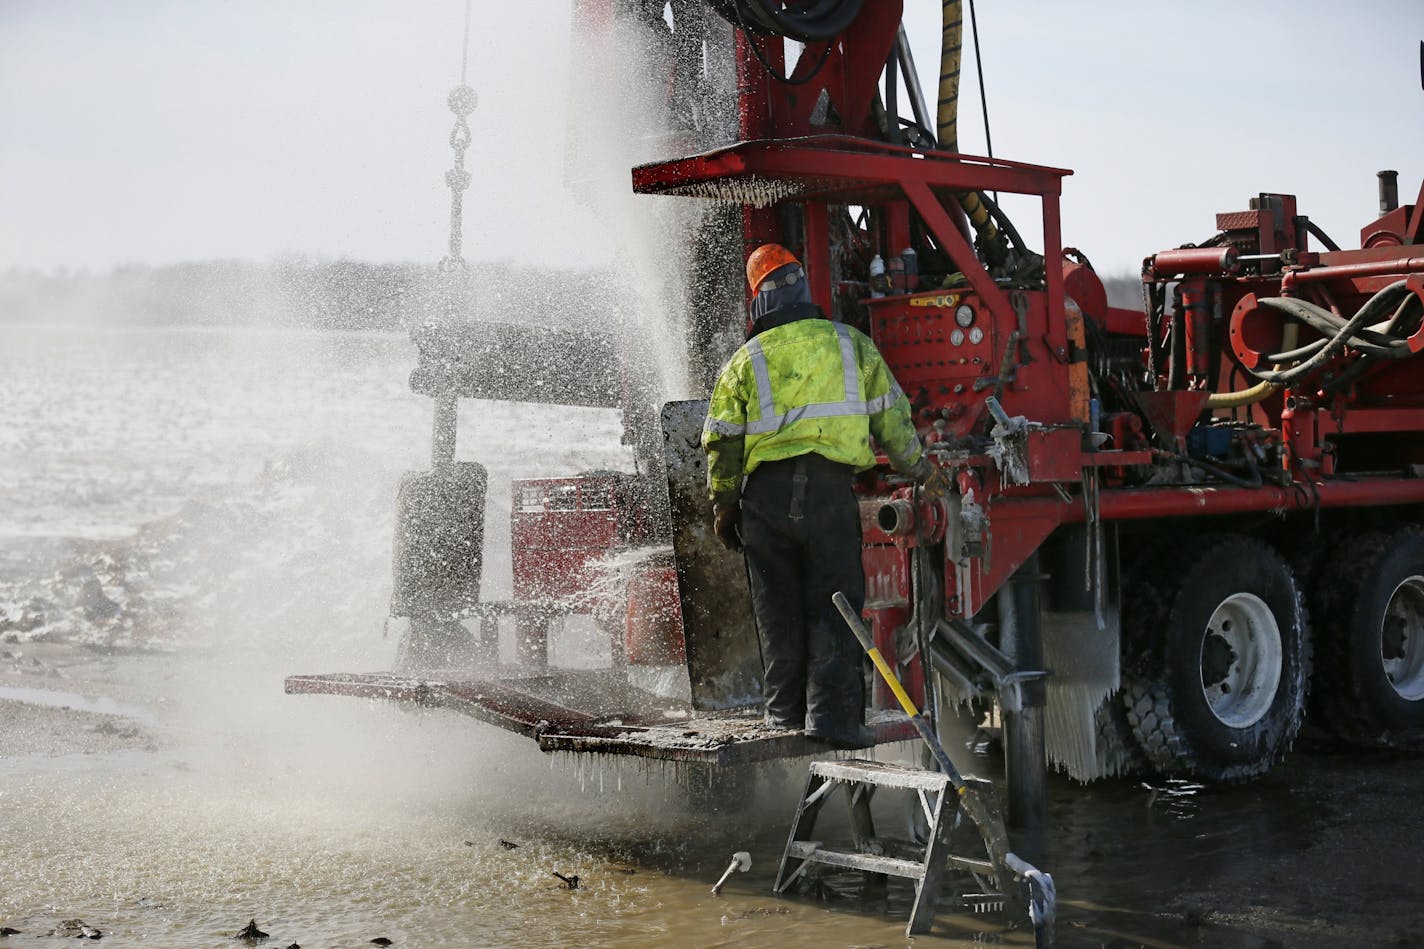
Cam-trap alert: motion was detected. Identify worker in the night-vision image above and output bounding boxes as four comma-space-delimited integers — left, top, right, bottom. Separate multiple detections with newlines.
702, 243, 945, 748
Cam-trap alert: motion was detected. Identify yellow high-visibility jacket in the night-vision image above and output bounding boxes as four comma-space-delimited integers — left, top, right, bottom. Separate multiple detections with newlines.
702, 310, 923, 499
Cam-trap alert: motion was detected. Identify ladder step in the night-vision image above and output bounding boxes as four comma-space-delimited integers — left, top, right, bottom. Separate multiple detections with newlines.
786, 841, 926, 880
808, 758, 953, 791
948, 854, 996, 874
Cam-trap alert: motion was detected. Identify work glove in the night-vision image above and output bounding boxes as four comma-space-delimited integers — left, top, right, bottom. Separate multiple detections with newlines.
712, 500, 743, 552
910, 455, 952, 503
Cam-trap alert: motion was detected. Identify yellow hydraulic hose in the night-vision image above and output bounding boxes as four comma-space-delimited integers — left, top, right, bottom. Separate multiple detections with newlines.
936, 0, 963, 152
1204, 323, 1297, 409
937, 0, 1004, 263
1204, 378, 1278, 409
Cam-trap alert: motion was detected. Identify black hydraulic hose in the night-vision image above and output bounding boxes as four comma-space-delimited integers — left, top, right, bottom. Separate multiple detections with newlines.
1250, 281, 1413, 384
897, 116, 938, 148
1161, 449, 1263, 489
1322, 295, 1424, 394
723, 0, 863, 41
1266, 335, 1330, 364
976, 189, 1033, 256
718, 0, 829, 85
1263, 296, 1407, 353
1383, 291, 1423, 337
1304, 218, 1342, 253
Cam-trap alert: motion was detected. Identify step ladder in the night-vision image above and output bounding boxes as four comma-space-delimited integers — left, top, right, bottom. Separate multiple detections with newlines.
774, 758, 1004, 936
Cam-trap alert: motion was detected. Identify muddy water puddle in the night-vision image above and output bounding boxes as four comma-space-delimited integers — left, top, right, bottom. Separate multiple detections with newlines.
4, 662, 1422, 949
0, 714, 1013, 948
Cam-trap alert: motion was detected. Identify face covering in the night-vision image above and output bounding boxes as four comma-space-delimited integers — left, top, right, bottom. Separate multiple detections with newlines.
748, 263, 812, 325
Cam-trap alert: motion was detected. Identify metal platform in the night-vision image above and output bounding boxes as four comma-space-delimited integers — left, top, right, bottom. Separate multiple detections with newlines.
284, 670, 918, 765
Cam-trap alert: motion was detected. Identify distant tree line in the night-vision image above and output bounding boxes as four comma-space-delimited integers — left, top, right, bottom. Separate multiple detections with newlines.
0, 259, 623, 332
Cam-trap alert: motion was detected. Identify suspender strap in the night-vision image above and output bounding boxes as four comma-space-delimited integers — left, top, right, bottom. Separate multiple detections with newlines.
789, 455, 809, 522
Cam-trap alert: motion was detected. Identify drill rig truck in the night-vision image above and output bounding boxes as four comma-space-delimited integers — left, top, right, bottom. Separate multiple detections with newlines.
289, 0, 1424, 856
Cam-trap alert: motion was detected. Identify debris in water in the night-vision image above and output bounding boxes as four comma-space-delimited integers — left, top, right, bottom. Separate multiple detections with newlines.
498, 839, 520, 850
234, 919, 268, 941
283, 944, 300, 949
49, 919, 102, 939
721, 906, 790, 922
0, 927, 21, 937
552, 871, 581, 890
711, 850, 752, 896
370, 939, 394, 947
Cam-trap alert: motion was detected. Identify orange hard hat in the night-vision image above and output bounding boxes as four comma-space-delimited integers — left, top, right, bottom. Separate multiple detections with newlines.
746, 243, 801, 293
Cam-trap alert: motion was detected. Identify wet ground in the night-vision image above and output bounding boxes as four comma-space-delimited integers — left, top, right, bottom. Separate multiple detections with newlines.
3, 324, 1423, 947
3, 639, 1424, 948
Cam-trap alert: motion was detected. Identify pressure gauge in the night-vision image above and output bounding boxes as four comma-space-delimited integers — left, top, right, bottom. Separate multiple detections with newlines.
968, 326, 984, 345
950, 328, 966, 346
955, 304, 975, 327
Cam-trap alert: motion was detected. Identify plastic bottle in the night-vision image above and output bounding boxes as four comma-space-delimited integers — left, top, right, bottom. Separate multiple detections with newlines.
901, 247, 918, 292
869, 255, 886, 298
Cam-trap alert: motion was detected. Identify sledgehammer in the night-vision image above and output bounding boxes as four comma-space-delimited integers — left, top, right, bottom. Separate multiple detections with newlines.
832, 591, 964, 790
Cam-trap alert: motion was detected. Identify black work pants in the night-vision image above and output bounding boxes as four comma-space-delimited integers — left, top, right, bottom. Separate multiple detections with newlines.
741, 453, 866, 742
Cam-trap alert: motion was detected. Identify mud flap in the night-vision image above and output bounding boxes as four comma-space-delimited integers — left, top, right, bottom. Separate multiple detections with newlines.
662, 400, 763, 711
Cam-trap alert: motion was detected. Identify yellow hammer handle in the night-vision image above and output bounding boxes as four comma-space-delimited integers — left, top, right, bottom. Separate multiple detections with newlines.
833, 591, 921, 718
866, 646, 921, 719
833, 591, 965, 788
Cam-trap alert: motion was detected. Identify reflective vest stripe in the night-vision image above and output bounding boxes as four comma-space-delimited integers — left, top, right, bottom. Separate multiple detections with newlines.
745, 399, 873, 435
745, 337, 776, 421
866, 383, 905, 415
703, 416, 746, 436
835, 323, 860, 402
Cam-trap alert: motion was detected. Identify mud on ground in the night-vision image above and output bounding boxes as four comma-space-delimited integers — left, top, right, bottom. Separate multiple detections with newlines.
4, 634, 1424, 948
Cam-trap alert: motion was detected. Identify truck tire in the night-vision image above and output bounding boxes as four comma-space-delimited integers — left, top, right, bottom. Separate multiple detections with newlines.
1120, 535, 1311, 783
1093, 691, 1148, 779
1310, 527, 1424, 748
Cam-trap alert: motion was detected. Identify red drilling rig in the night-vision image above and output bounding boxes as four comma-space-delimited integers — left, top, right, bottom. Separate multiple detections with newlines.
289, 0, 1424, 867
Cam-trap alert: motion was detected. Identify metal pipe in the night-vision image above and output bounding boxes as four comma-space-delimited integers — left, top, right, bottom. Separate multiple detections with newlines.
1281, 256, 1424, 289
432, 394, 458, 467
1379, 169, 1400, 216
877, 499, 916, 535
998, 554, 1047, 866
893, 25, 932, 140
979, 477, 1424, 532
1087, 478, 1424, 521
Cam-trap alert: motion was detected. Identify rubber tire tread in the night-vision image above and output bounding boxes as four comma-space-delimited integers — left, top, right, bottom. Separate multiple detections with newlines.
1093, 691, 1149, 779
1119, 534, 1311, 783
1309, 526, 1424, 748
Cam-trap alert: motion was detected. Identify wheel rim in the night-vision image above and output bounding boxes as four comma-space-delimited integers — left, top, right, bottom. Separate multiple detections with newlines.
1382, 576, 1424, 701
1198, 592, 1282, 728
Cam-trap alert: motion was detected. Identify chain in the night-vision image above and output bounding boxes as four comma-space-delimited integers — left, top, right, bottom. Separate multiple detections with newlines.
440, 85, 476, 272
438, 0, 476, 272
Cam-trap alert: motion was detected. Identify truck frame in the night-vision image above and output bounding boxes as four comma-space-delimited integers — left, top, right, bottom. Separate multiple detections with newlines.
287, 2, 1424, 840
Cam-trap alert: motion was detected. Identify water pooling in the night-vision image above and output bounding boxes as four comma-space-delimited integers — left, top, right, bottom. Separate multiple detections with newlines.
0, 668, 998, 949
0, 686, 160, 726
6, 658, 1422, 949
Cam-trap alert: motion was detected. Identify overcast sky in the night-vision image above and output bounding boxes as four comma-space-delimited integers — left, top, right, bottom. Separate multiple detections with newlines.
2, 1, 1421, 276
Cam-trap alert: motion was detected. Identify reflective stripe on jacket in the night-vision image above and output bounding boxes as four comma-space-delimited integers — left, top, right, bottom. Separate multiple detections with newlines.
701, 314, 923, 499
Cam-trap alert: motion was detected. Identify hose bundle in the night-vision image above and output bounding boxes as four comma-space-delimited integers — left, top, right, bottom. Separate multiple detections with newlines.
1247, 281, 1421, 386
710, 0, 863, 42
